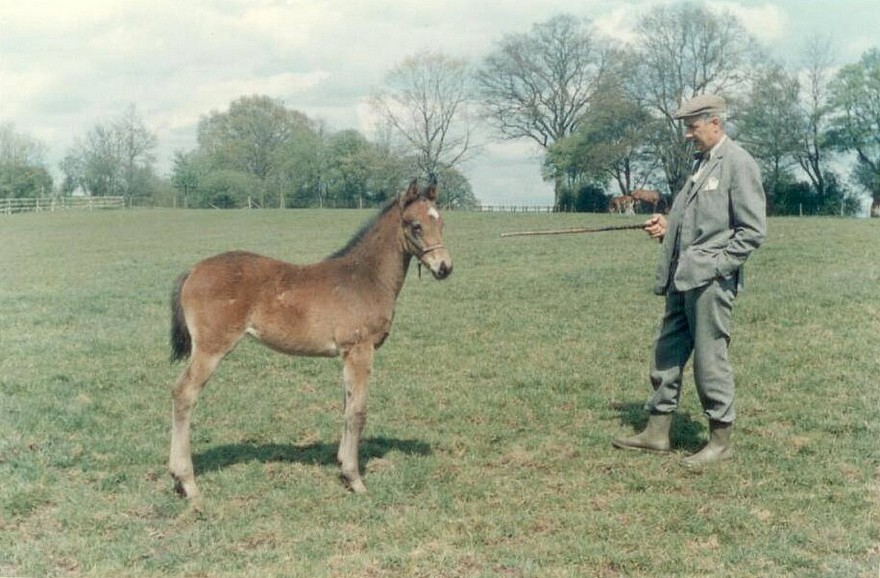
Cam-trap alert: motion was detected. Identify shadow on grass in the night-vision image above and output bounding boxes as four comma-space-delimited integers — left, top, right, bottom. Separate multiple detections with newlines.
614, 402, 706, 452
193, 436, 431, 474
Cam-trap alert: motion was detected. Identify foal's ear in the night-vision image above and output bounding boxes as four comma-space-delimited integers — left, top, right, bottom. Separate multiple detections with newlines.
400, 178, 420, 207
421, 173, 438, 202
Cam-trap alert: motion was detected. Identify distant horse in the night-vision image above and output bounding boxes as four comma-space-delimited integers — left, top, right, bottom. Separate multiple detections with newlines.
608, 194, 635, 215
168, 178, 452, 499
631, 189, 665, 213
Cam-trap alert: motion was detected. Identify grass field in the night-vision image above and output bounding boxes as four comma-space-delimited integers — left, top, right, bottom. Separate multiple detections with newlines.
1, 207, 878, 577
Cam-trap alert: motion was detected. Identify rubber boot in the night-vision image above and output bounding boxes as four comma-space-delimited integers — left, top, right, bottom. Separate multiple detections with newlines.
681, 421, 733, 468
612, 413, 672, 453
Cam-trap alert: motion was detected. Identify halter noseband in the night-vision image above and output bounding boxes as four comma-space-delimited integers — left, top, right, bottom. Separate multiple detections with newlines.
404, 228, 445, 259
403, 227, 446, 280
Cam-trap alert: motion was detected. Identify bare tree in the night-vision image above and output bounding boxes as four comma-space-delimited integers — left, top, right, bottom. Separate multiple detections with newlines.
631, 2, 764, 193
0, 122, 47, 167
797, 33, 838, 200
114, 105, 157, 205
476, 14, 607, 147
61, 106, 158, 202
61, 123, 120, 197
476, 14, 610, 204
371, 51, 476, 177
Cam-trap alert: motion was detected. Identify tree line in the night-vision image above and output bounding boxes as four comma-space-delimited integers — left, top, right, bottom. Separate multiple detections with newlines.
1, 2, 878, 215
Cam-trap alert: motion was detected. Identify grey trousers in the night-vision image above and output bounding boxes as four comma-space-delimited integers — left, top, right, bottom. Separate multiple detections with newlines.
646, 277, 737, 423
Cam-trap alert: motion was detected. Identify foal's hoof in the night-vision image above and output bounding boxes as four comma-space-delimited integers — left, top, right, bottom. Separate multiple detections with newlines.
344, 477, 368, 494
173, 478, 187, 498
171, 474, 200, 500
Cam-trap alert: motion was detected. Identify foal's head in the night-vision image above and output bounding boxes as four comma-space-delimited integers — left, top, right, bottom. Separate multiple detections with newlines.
399, 178, 452, 280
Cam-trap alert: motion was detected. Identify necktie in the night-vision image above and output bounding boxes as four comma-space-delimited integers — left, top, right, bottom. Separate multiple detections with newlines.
692, 152, 705, 174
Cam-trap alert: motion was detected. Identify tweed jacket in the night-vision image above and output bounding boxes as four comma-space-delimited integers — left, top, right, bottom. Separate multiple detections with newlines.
654, 137, 767, 295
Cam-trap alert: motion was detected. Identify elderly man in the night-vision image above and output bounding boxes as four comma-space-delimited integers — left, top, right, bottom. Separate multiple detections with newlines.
613, 94, 766, 467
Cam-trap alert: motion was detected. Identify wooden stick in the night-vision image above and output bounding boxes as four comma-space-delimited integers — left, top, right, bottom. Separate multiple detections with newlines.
500, 223, 645, 238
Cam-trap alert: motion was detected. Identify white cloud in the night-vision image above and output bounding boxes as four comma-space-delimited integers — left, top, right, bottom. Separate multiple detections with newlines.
709, 1, 788, 43
593, 6, 639, 44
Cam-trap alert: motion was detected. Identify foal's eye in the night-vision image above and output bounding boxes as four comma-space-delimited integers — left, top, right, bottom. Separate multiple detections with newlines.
410, 222, 423, 235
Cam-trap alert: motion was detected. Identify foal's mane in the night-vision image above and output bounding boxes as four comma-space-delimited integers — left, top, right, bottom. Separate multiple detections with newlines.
326, 196, 401, 260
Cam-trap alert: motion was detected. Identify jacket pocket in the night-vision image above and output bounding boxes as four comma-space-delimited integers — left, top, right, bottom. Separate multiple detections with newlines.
673, 247, 718, 292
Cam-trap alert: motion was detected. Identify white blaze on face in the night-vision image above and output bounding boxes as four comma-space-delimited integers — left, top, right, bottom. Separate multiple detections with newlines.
427, 206, 440, 220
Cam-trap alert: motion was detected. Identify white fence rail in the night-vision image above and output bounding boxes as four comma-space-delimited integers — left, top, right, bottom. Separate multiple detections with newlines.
476, 205, 557, 213
0, 196, 125, 215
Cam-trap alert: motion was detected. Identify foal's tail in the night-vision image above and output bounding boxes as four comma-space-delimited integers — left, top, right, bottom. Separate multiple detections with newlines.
170, 272, 192, 363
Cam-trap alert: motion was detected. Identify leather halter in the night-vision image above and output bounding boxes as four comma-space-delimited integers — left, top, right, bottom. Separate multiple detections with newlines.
404, 228, 445, 259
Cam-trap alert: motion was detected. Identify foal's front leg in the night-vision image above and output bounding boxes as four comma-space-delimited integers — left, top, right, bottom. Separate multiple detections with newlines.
338, 343, 373, 493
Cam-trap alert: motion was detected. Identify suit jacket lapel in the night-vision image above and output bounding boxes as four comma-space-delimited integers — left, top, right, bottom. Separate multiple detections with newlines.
684, 139, 729, 206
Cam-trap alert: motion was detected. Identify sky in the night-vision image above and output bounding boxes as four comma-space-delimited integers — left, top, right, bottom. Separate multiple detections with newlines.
1, 0, 878, 206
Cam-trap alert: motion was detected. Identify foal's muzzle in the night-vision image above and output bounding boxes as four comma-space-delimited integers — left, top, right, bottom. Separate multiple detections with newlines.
419, 245, 453, 280
405, 229, 452, 280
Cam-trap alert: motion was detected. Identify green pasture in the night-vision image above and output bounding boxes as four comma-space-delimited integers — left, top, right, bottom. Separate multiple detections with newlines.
1, 208, 878, 577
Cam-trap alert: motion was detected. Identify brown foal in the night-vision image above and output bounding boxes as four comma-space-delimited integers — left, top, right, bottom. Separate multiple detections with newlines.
168, 178, 452, 499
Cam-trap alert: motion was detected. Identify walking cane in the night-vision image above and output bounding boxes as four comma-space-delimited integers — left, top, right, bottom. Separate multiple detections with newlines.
500, 223, 646, 238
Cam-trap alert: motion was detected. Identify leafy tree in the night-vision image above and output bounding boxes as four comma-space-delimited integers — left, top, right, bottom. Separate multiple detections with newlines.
0, 164, 53, 200
198, 169, 260, 209
197, 95, 313, 206
545, 76, 659, 197
434, 166, 478, 210
772, 178, 814, 215
476, 14, 612, 206
170, 151, 204, 208
323, 129, 377, 208
574, 183, 608, 213
176, 96, 428, 209
828, 48, 880, 209
269, 120, 328, 208
365, 124, 421, 208
556, 182, 607, 213
737, 64, 803, 212
0, 123, 53, 198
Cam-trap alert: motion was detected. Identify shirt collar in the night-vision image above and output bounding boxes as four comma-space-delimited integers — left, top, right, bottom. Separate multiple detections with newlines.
703, 135, 727, 161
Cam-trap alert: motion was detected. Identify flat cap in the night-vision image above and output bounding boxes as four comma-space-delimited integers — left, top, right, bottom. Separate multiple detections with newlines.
673, 94, 726, 119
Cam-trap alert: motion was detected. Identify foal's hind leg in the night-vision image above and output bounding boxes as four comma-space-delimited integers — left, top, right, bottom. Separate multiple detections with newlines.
337, 343, 374, 494
169, 349, 224, 499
